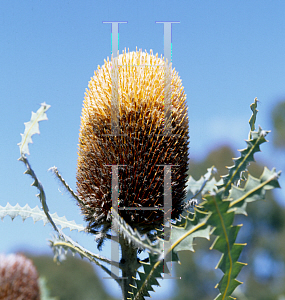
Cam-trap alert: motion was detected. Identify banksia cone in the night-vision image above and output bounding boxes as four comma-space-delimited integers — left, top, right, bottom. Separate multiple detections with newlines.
0, 253, 40, 300
76, 49, 189, 238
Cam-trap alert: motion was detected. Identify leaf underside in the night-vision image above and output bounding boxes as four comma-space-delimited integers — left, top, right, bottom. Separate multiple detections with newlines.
18, 102, 50, 156
0, 202, 85, 232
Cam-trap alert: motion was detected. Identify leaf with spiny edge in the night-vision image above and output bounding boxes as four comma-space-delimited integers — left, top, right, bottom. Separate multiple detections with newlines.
129, 208, 212, 300
228, 167, 281, 215
108, 204, 210, 299
128, 167, 219, 300
49, 234, 124, 288
185, 166, 222, 201
15, 103, 124, 288
0, 203, 85, 232
17, 104, 62, 235
129, 253, 166, 300
18, 102, 50, 156
201, 164, 281, 299
217, 126, 270, 196
50, 234, 101, 263
158, 208, 211, 259
217, 98, 268, 197
197, 100, 282, 299
131, 214, 211, 300
17, 104, 52, 223
202, 190, 247, 300
18, 154, 60, 234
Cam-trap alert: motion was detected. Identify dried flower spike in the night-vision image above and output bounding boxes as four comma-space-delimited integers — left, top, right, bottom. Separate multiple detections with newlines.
76, 48, 189, 237
0, 253, 40, 300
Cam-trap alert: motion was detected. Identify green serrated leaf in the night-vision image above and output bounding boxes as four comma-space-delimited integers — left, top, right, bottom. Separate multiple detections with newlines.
0, 203, 85, 232
185, 166, 222, 201
130, 253, 164, 300
217, 126, 270, 196
228, 167, 281, 215
200, 165, 281, 300
163, 209, 211, 254
129, 208, 211, 300
18, 102, 50, 156
128, 186, 214, 300
203, 190, 247, 300
49, 234, 124, 289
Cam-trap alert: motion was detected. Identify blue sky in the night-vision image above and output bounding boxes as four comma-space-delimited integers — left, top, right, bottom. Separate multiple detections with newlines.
1, 1, 285, 299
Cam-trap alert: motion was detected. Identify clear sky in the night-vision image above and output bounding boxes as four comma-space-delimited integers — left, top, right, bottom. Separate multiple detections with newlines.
1, 1, 285, 299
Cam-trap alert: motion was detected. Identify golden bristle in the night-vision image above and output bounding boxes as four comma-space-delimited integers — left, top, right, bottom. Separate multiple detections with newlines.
76, 48, 189, 235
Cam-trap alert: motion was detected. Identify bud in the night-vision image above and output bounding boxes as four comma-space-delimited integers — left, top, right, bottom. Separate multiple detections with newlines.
0, 253, 40, 299
76, 49, 189, 236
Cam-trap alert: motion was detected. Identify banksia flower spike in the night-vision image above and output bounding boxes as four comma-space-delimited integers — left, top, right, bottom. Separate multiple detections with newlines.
0, 253, 40, 300
76, 48, 190, 243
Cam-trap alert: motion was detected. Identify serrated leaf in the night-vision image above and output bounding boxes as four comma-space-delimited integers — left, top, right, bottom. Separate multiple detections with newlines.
202, 165, 281, 299
228, 167, 281, 215
127, 170, 216, 300
203, 191, 247, 300
160, 209, 211, 256
18, 102, 50, 156
130, 253, 165, 300
129, 208, 211, 300
185, 166, 222, 201
217, 126, 270, 196
18, 155, 61, 234
0, 203, 85, 232
50, 235, 97, 263
49, 234, 123, 288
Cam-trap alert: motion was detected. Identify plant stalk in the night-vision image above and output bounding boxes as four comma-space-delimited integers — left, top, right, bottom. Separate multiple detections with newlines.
119, 236, 139, 300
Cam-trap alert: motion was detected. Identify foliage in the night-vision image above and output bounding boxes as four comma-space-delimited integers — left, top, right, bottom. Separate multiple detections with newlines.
0, 203, 85, 232
0, 98, 282, 300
